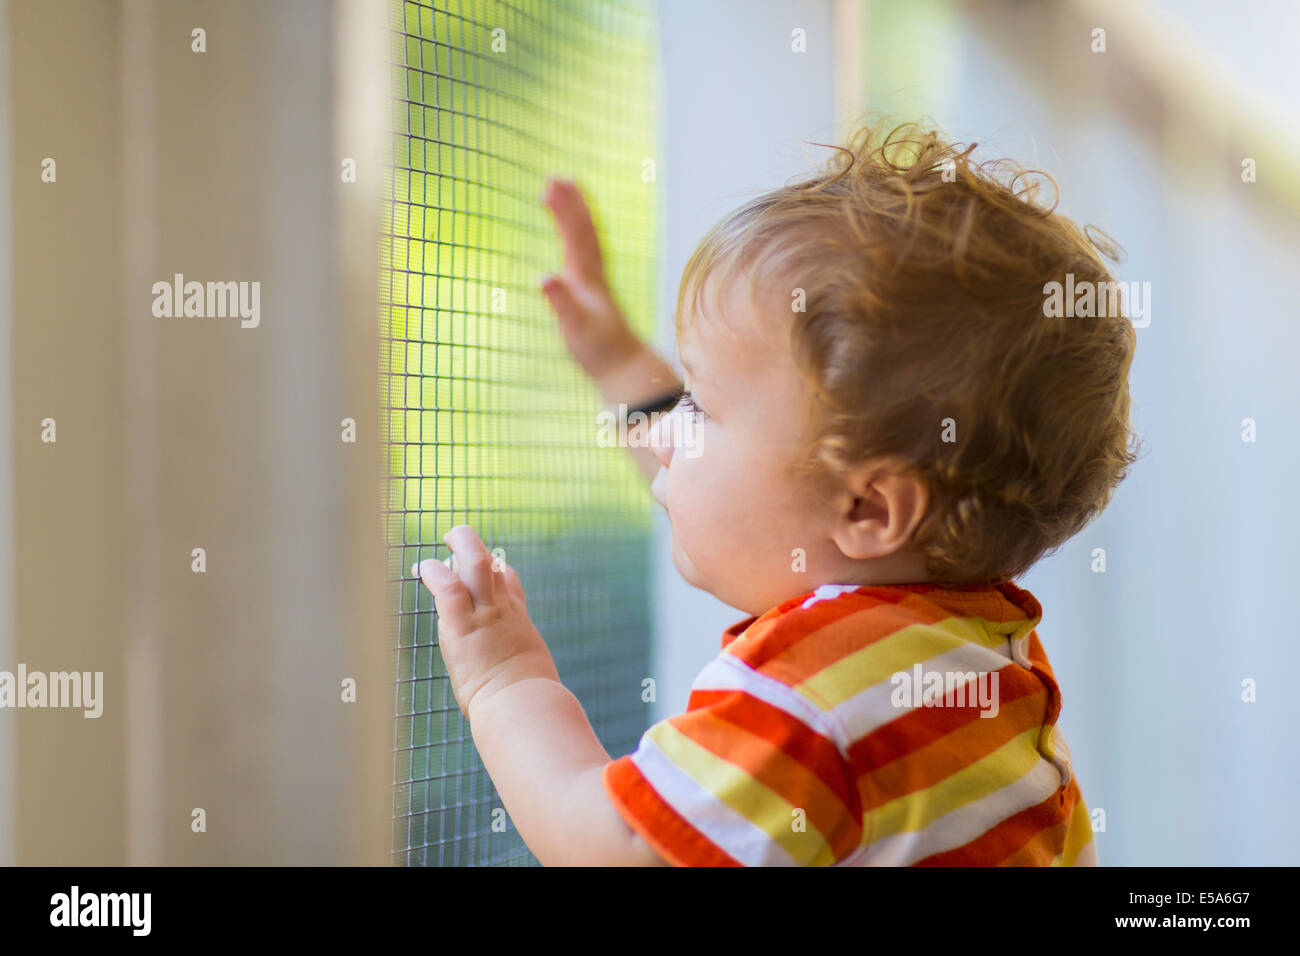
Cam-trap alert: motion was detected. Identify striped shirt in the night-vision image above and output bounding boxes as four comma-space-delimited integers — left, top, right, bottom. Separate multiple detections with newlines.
603, 581, 1098, 866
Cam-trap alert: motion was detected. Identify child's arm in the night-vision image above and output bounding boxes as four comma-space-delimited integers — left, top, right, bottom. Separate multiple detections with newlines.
467, 677, 668, 866
415, 524, 670, 867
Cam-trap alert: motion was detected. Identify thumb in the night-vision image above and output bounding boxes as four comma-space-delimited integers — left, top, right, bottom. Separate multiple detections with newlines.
539, 273, 586, 328
413, 558, 475, 630
501, 563, 527, 606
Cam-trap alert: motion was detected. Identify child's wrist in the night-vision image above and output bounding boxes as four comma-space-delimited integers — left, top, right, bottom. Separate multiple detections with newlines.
594, 342, 682, 410
465, 665, 564, 727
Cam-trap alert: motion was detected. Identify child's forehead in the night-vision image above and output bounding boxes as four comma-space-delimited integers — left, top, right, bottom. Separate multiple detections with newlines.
677, 274, 788, 379
675, 306, 737, 384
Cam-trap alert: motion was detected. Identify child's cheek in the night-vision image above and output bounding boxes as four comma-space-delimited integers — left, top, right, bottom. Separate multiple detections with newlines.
678, 449, 732, 530
666, 456, 711, 537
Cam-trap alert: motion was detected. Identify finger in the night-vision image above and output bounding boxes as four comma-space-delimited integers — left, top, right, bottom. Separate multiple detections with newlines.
443, 525, 499, 605
542, 177, 606, 287
539, 273, 585, 328
501, 563, 526, 606
413, 557, 476, 626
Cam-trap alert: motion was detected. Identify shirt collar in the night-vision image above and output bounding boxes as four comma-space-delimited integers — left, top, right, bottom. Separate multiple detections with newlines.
721, 580, 1042, 650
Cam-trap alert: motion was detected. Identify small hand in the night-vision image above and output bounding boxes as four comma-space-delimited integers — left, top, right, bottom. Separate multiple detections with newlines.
412, 525, 561, 721
539, 176, 644, 381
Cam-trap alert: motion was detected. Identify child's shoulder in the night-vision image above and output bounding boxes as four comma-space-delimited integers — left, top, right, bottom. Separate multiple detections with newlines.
724, 580, 1036, 658
721, 584, 910, 665
717, 581, 1042, 706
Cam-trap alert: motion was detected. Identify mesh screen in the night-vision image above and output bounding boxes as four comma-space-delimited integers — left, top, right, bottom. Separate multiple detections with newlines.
380, 0, 659, 866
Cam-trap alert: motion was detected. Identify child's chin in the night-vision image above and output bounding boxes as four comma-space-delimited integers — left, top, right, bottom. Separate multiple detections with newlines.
667, 533, 702, 586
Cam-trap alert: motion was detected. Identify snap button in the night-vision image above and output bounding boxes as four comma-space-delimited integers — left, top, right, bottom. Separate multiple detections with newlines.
1011, 634, 1033, 668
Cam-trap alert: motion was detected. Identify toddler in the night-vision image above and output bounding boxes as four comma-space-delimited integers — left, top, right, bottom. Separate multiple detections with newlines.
415, 122, 1136, 866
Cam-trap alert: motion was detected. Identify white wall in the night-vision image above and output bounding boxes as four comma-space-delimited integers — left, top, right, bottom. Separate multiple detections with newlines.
652, 0, 837, 722
653, 0, 1300, 865
850, 0, 1300, 865
941, 1, 1300, 867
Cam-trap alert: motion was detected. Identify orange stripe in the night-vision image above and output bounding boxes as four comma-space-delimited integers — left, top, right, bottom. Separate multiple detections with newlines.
734, 582, 1038, 664
684, 688, 860, 812
870, 582, 1041, 624
674, 701, 861, 859
724, 590, 823, 649
848, 661, 1048, 771
995, 777, 1087, 866
999, 819, 1069, 866
757, 594, 963, 684
725, 588, 909, 668
856, 682, 1050, 810
603, 756, 741, 866
1022, 631, 1062, 727
913, 778, 1079, 866
720, 614, 759, 648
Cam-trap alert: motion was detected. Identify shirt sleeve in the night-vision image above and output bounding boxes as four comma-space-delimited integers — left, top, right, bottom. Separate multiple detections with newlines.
602, 655, 863, 866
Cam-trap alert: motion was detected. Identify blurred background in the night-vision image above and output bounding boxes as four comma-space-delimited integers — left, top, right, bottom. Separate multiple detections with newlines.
654, 0, 1300, 868
2, 0, 1297, 865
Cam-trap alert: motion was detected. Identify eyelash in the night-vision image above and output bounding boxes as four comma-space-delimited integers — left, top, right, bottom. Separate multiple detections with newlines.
676, 388, 707, 421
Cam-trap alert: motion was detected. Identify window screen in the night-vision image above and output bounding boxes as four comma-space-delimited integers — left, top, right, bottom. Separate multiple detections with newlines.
381, 0, 660, 866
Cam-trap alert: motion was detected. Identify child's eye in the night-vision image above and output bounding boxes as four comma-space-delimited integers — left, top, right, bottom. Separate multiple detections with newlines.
677, 389, 708, 421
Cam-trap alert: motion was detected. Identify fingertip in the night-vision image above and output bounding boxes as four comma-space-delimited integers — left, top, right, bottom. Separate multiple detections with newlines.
443, 524, 478, 548
413, 557, 453, 588
543, 176, 570, 203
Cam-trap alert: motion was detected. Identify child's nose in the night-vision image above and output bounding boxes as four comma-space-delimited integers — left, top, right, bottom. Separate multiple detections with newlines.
648, 406, 676, 468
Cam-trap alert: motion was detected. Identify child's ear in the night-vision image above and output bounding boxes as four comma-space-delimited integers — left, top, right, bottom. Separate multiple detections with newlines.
828, 462, 930, 561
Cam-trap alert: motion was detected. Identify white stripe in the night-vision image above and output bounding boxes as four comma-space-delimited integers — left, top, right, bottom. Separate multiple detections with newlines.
831, 640, 1015, 743
629, 732, 800, 867
800, 584, 863, 609
844, 756, 1064, 866
693, 652, 851, 755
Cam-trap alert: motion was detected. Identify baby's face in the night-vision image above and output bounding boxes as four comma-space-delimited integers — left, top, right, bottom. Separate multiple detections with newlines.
649, 276, 847, 616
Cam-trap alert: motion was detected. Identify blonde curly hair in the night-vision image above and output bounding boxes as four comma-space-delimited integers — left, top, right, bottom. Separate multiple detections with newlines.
674, 121, 1139, 583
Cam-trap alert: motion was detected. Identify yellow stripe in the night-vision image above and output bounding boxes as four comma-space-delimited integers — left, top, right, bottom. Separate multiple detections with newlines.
1062, 795, 1095, 866
862, 727, 1044, 841
649, 721, 839, 866
799, 616, 1017, 708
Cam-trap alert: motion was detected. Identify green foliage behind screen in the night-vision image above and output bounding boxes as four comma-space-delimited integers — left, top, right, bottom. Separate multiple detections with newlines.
381, 0, 659, 865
